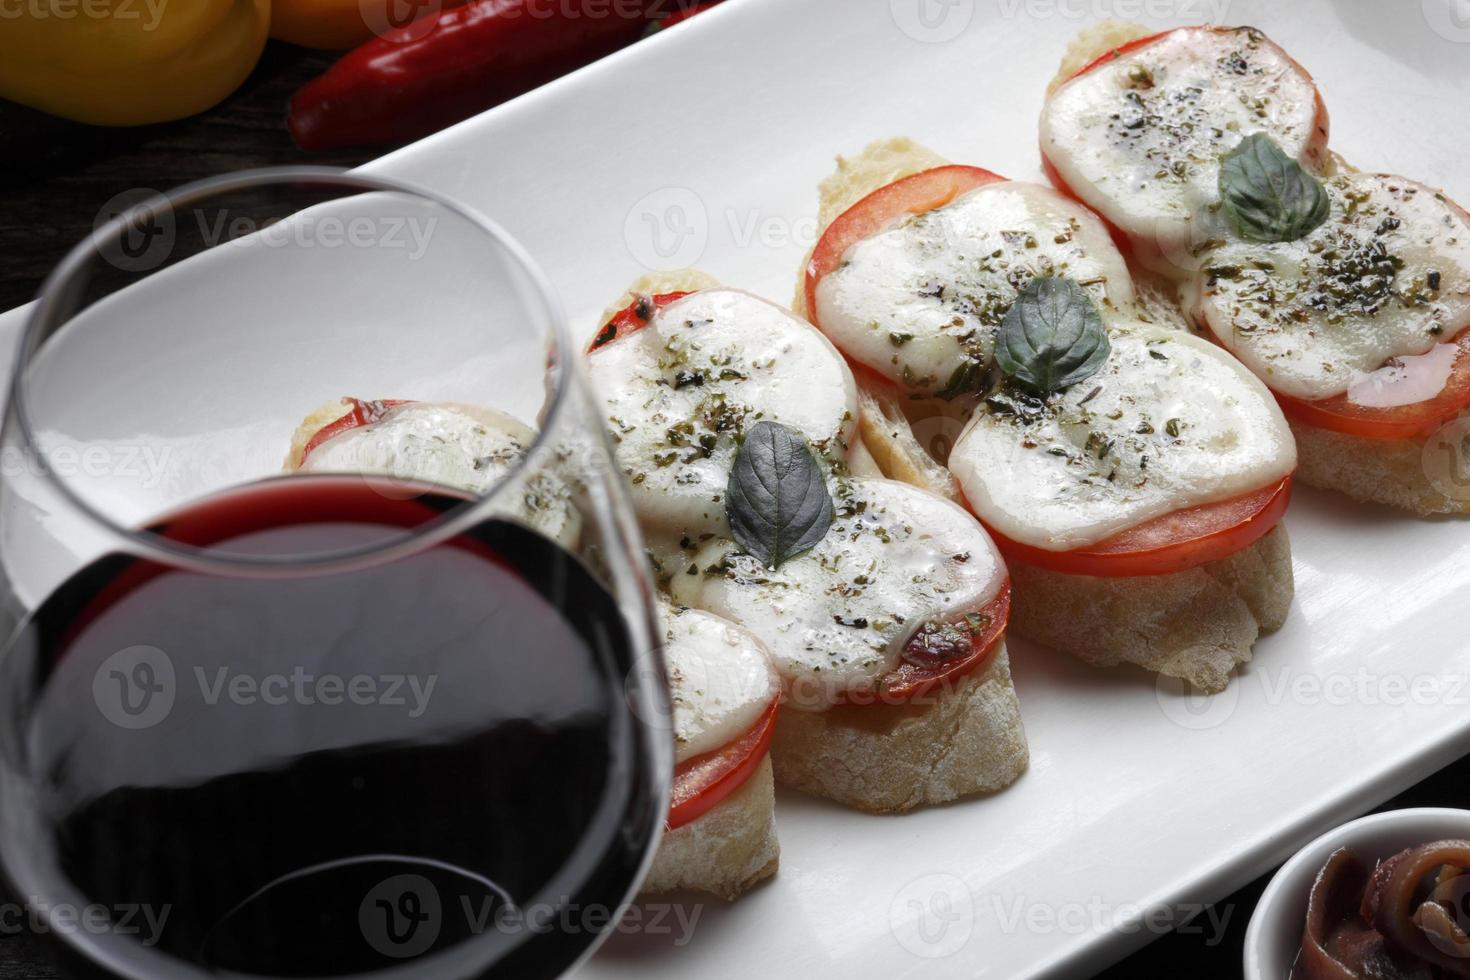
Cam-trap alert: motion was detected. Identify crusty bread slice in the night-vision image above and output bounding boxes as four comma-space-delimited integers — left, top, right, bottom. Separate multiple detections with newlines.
1009, 525, 1292, 694
770, 644, 1028, 814
640, 756, 779, 901
1291, 420, 1470, 516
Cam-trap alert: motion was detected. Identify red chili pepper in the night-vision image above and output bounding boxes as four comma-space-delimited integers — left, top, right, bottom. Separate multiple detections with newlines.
289, 0, 665, 151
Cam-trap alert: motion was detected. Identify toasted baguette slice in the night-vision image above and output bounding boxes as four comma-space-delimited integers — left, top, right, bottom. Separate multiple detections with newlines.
770, 644, 1028, 814
1291, 420, 1470, 516
640, 756, 779, 901
1009, 525, 1292, 693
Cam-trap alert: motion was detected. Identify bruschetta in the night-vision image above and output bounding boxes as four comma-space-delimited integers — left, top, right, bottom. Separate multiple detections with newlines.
1039, 23, 1332, 276
588, 271, 882, 582
1181, 170, 1470, 515
798, 140, 1297, 691
587, 275, 1029, 811
641, 602, 781, 901
1046, 24, 1470, 515
284, 397, 582, 546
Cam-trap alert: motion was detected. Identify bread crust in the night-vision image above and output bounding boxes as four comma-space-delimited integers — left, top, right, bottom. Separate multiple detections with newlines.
769, 644, 1028, 813
1291, 419, 1470, 516
1008, 524, 1293, 693
641, 756, 779, 901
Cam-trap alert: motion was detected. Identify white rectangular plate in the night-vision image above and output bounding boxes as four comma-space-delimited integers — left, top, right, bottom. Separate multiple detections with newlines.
5, 1, 1470, 977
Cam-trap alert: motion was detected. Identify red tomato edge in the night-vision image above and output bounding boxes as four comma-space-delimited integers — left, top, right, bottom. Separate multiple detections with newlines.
831, 582, 1012, 705
299, 398, 413, 463
667, 698, 778, 830
803, 165, 1008, 337
981, 475, 1293, 578
587, 292, 693, 353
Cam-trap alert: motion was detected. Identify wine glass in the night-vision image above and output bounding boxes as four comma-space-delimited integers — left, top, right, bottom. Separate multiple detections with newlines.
0, 169, 670, 979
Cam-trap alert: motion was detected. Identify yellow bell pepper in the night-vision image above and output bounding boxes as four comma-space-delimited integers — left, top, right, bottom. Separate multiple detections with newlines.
0, 0, 270, 126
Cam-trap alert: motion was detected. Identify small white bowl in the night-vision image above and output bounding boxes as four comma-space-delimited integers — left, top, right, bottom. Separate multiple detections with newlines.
1244, 807, 1470, 980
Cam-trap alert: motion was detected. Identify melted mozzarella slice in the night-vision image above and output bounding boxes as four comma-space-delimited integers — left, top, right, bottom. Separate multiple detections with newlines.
669, 478, 1004, 710
814, 180, 1134, 397
1041, 26, 1322, 263
1184, 173, 1470, 401
661, 602, 780, 764
949, 328, 1295, 551
299, 402, 580, 546
587, 288, 858, 542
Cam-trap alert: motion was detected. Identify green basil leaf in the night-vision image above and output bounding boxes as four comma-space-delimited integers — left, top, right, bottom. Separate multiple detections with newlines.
994, 276, 1111, 397
725, 421, 834, 569
1218, 133, 1330, 243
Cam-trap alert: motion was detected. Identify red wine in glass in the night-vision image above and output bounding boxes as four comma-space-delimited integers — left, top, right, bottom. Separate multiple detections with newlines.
0, 475, 663, 979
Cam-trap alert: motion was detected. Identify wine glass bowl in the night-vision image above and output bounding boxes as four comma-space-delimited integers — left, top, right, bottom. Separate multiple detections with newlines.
0, 170, 669, 980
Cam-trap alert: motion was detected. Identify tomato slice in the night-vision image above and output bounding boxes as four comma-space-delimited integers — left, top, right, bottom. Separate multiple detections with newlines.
1267, 326, 1470, 442
300, 397, 413, 463
667, 698, 778, 830
832, 582, 1010, 705
804, 165, 1007, 333
586, 291, 692, 353
984, 475, 1293, 578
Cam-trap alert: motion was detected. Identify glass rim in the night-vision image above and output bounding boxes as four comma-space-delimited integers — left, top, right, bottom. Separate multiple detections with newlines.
9, 166, 577, 576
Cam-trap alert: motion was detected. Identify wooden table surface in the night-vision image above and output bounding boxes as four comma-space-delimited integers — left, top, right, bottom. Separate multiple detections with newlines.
3, 40, 1469, 980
